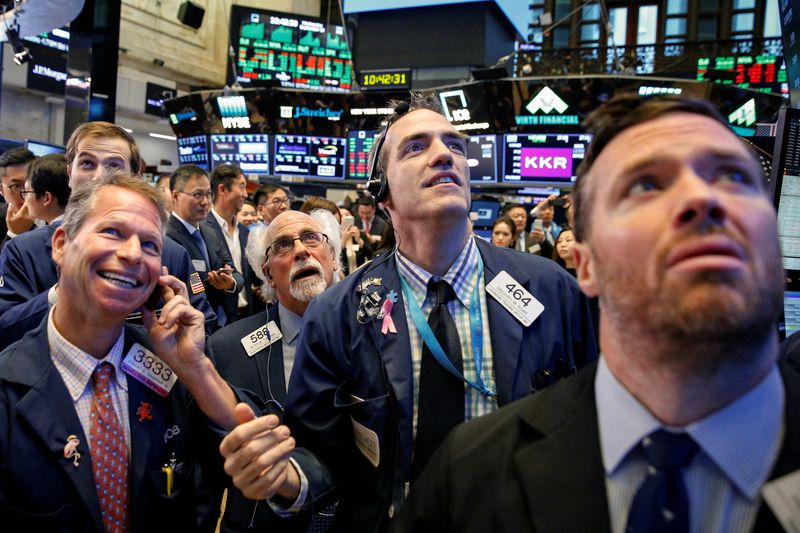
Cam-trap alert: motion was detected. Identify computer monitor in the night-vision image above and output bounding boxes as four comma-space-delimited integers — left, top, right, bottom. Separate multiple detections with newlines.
24, 139, 65, 156
784, 291, 800, 339
209, 134, 270, 174
501, 133, 591, 187
769, 107, 800, 273
273, 134, 347, 179
467, 134, 498, 183
347, 130, 379, 179
470, 199, 501, 229
0, 138, 23, 155
177, 135, 210, 169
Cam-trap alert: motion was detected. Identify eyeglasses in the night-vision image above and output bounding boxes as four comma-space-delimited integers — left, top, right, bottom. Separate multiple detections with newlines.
20, 189, 36, 199
266, 231, 328, 257
3, 183, 24, 195
179, 190, 212, 201
264, 197, 291, 207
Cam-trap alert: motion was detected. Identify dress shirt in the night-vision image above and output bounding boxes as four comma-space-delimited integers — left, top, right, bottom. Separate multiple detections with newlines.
277, 302, 303, 390
211, 208, 247, 309
596, 356, 784, 533
396, 236, 497, 438
48, 306, 131, 451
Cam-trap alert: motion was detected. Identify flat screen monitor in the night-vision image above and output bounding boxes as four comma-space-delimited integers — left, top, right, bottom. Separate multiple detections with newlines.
177, 135, 210, 169
470, 199, 501, 229
227, 6, 353, 92
501, 133, 591, 186
347, 130, 379, 179
0, 138, 24, 155
25, 140, 65, 156
769, 107, 800, 272
209, 134, 270, 174
467, 133, 498, 183
273, 134, 347, 179
473, 228, 492, 241
785, 291, 800, 338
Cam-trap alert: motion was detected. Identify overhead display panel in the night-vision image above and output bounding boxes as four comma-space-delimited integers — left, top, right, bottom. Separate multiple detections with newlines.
228, 6, 353, 93
347, 130, 379, 179
502, 133, 591, 187
210, 134, 271, 175
273, 134, 347, 179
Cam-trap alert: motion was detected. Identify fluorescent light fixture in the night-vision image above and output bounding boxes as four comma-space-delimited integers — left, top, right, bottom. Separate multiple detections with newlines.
149, 132, 177, 141
120, 127, 134, 133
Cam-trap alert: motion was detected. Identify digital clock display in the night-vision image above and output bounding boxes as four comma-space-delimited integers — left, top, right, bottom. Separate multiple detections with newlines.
359, 69, 412, 91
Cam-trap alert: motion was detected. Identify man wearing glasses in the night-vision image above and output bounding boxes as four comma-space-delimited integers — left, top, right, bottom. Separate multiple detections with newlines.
255, 184, 291, 227
209, 209, 340, 532
0, 147, 37, 245
167, 164, 243, 329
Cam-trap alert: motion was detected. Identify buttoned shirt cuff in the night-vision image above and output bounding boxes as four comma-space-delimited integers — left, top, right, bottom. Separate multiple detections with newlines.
48, 284, 58, 306
225, 279, 239, 294
267, 457, 309, 515
5, 229, 17, 239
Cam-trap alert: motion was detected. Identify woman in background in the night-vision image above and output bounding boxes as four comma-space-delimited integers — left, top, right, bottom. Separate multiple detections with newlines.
552, 226, 576, 276
490, 216, 517, 248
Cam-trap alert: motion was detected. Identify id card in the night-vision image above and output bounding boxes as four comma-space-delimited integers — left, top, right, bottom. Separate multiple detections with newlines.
240, 321, 283, 357
121, 343, 178, 397
763, 469, 800, 533
486, 270, 544, 327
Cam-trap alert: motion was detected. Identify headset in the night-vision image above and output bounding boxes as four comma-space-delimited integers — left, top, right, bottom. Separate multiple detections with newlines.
365, 101, 411, 203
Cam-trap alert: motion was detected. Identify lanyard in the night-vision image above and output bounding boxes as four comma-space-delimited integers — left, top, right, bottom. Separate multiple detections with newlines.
399, 254, 496, 400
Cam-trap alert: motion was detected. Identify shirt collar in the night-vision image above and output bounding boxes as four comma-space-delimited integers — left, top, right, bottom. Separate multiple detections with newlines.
47, 306, 128, 402
211, 208, 231, 232
277, 302, 303, 345
396, 236, 478, 307
596, 355, 784, 500
172, 211, 199, 233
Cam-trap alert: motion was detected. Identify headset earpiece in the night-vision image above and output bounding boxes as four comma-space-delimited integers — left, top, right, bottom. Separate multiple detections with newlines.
365, 101, 411, 204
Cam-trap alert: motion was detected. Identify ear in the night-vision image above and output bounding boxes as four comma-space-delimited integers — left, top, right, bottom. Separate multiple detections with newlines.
171, 189, 180, 204
42, 191, 53, 207
571, 241, 599, 297
217, 183, 227, 197
51, 226, 67, 267
263, 264, 276, 287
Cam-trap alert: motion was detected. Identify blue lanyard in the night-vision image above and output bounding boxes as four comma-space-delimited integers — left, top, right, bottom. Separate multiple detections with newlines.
399, 254, 496, 400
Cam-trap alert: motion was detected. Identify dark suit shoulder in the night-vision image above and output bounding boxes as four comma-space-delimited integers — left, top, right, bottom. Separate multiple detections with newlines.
209, 310, 270, 349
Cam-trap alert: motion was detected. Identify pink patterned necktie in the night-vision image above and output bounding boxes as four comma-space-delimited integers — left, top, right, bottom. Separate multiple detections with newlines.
90, 362, 130, 532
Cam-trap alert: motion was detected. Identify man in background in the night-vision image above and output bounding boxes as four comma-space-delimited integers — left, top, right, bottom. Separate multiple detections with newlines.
0, 147, 37, 244
255, 184, 291, 227
21, 153, 70, 226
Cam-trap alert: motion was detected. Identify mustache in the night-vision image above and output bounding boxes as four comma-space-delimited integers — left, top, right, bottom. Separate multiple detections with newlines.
289, 257, 323, 282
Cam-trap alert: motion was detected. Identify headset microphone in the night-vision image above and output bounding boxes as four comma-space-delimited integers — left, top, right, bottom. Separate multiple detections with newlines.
365, 101, 411, 203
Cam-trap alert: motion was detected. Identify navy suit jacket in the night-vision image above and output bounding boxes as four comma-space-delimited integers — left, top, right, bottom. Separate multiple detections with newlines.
284, 238, 598, 532
0, 223, 217, 349
392, 357, 800, 533
207, 307, 312, 532
166, 215, 244, 328
203, 214, 259, 317
0, 322, 230, 532
356, 215, 389, 239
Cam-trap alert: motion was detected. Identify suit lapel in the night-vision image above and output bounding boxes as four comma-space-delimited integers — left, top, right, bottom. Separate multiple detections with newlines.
512, 366, 611, 532
167, 216, 204, 266
10, 328, 104, 531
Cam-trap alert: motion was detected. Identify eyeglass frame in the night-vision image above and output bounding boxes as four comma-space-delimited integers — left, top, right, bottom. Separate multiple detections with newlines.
265, 231, 329, 258
262, 196, 292, 208
177, 190, 213, 201
19, 189, 37, 199
2, 182, 25, 196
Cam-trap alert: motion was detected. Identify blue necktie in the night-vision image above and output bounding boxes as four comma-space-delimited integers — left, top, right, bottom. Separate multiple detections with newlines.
191, 229, 211, 267
626, 430, 699, 533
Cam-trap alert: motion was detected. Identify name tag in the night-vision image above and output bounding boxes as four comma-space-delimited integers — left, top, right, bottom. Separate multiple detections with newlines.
763, 469, 800, 533
352, 417, 380, 467
121, 343, 178, 397
240, 321, 283, 357
192, 260, 207, 273
486, 270, 544, 327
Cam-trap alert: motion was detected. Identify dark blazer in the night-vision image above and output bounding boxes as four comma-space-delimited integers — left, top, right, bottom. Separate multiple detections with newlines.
393, 359, 800, 533
207, 307, 311, 532
0, 223, 217, 349
284, 238, 598, 533
356, 215, 388, 240
0, 203, 7, 246
0, 322, 229, 532
166, 215, 244, 328
203, 214, 259, 318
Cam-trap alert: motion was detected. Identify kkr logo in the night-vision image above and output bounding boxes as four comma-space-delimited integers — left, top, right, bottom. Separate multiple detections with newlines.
728, 98, 756, 127
439, 89, 472, 122
519, 148, 573, 178
525, 87, 569, 115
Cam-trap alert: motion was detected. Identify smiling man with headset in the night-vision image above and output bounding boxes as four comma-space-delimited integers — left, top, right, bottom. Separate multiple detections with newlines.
219, 93, 598, 532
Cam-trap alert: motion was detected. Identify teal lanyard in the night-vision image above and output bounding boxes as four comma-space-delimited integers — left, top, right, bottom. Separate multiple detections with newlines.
399, 254, 496, 400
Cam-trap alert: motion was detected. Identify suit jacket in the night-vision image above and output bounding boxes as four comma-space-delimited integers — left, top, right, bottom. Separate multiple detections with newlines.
0, 223, 217, 350
203, 215, 259, 318
517, 231, 553, 257
393, 359, 800, 533
0, 203, 7, 247
207, 307, 311, 532
0, 322, 229, 532
284, 238, 598, 533
166, 215, 244, 329
356, 215, 389, 240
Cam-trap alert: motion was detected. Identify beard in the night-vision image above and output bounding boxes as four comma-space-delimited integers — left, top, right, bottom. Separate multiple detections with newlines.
289, 258, 328, 302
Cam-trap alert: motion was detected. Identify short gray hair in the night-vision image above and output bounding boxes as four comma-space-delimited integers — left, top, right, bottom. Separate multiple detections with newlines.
62, 171, 168, 239
246, 209, 342, 301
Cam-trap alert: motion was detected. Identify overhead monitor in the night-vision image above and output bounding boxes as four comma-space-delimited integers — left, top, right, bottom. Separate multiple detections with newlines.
466, 133, 498, 183
24, 140, 65, 156
470, 199, 501, 229
501, 133, 591, 187
209, 134, 270, 175
177, 135, 210, 169
0, 138, 24, 155
273, 134, 347, 179
346, 130, 379, 179
770, 107, 800, 272
228, 6, 353, 92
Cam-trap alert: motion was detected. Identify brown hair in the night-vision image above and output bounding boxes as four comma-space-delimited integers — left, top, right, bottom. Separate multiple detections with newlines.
66, 121, 144, 175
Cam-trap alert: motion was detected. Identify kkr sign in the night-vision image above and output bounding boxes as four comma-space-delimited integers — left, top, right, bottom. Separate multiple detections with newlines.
519, 148, 573, 178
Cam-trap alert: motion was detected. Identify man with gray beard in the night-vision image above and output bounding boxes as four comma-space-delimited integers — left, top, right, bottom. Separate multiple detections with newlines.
207, 209, 340, 532
392, 94, 794, 533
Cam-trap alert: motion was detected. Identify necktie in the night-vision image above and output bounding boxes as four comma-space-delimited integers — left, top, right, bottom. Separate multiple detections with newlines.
518, 233, 526, 251
411, 279, 464, 482
626, 430, 699, 533
192, 229, 211, 267
90, 363, 129, 532
364, 219, 371, 235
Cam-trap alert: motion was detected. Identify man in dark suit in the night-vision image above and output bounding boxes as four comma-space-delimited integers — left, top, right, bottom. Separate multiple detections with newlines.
205, 164, 257, 320
219, 94, 597, 533
503, 202, 550, 255
393, 94, 792, 532
0, 147, 37, 245
208, 209, 340, 532
355, 196, 388, 246
167, 164, 244, 329
0, 173, 249, 531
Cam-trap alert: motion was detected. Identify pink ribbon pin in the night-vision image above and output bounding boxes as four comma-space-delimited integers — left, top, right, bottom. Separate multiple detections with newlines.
381, 298, 397, 335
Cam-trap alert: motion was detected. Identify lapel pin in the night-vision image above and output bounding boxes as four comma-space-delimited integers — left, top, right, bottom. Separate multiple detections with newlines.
137, 401, 153, 423
381, 290, 398, 335
63, 434, 81, 467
